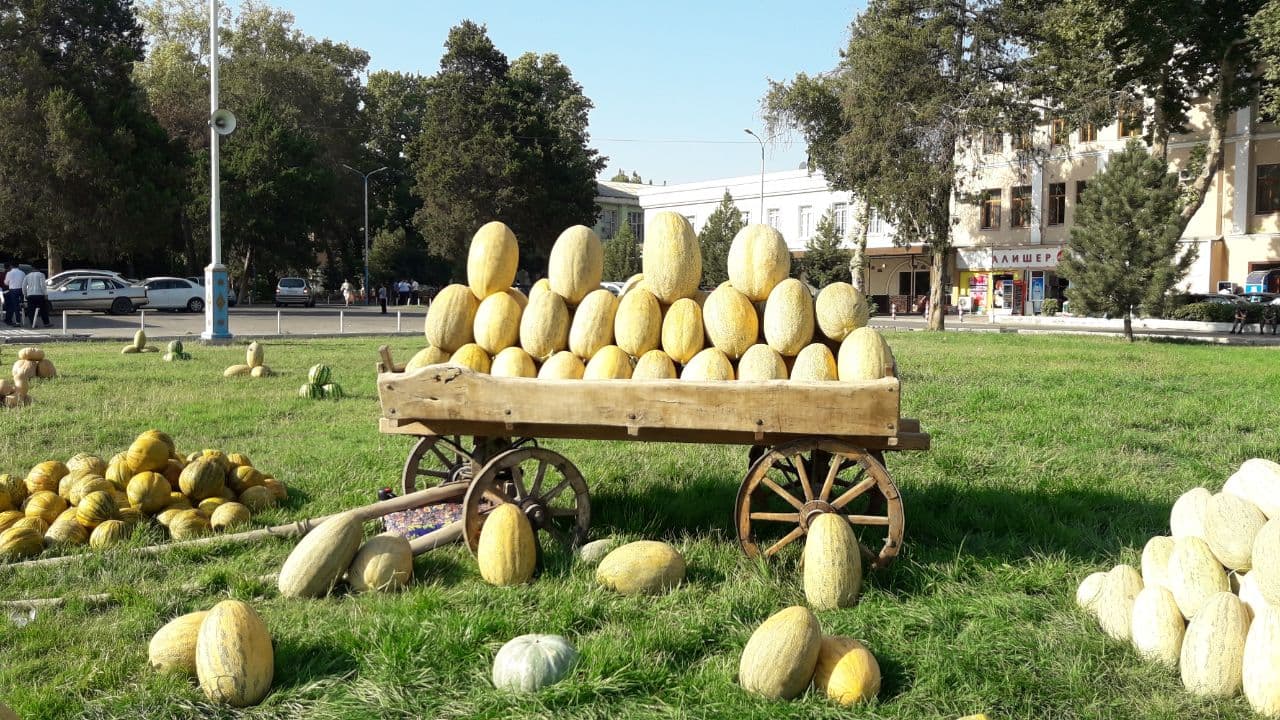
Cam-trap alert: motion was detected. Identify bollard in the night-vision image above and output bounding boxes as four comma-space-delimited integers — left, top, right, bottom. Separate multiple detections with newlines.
397, 311, 402, 332
139, 310, 146, 330
890, 303, 896, 320
339, 310, 345, 334
62, 311, 67, 336
276, 311, 282, 335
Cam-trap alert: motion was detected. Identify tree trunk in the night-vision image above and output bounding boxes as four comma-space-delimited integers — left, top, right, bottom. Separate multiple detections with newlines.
1179, 54, 1234, 227
1124, 310, 1133, 342
46, 241, 62, 276
851, 203, 870, 292
237, 246, 252, 305
929, 246, 946, 331
1150, 81, 1170, 161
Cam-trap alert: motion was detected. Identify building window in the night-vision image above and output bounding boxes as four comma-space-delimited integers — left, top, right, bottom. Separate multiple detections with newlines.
867, 210, 883, 235
1257, 164, 1280, 214
898, 270, 929, 295
799, 206, 813, 238
1076, 180, 1089, 204
1047, 182, 1066, 226
982, 132, 1003, 155
1050, 118, 1069, 147
980, 189, 1001, 230
1079, 123, 1097, 142
1118, 107, 1142, 138
832, 203, 848, 236
767, 208, 780, 229
627, 211, 644, 241
1012, 128, 1033, 152
1011, 185, 1032, 227
600, 209, 617, 239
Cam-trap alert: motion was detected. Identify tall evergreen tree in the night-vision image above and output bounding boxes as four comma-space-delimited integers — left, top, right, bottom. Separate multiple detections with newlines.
602, 222, 639, 281
698, 191, 743, 286
1059, 141, 1194, 341
802, 210, 851, 288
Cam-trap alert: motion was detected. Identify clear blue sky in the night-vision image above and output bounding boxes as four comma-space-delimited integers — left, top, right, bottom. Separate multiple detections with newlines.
239, 0, 862, 184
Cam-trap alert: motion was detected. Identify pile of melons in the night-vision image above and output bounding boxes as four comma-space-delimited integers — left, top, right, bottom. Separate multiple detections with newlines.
0, 430, 288, 561
6, 346, 53, 408
738, 605, 881, 706
407, 213, 895, 382
224, 341, 273, 377
1078, 458, 1280, 715
121, 329, 159, 354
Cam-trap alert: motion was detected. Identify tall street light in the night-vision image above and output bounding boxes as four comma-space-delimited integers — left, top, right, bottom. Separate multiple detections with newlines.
341, 164, 389, 305
203, 0, 235, 341
744, 128, 766, 223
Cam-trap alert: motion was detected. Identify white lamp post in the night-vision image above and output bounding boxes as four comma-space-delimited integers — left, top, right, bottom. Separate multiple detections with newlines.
744, 128, 766, 222
202, 0, 235, 340
341, 165, 390, 305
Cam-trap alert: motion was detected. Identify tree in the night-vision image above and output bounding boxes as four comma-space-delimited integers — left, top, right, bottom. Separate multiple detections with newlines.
1252, 2, 1280, 120
369, 226, 429, 286
610, 169, 630, 182
803, 210, 851, 288
1059, 142, 1194, 341
602, 222, 639, 281
630, 171, 643, 184
697, 191, 743, 286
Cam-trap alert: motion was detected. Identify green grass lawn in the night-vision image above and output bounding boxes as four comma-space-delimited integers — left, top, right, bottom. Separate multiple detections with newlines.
1, 332, 1277, 719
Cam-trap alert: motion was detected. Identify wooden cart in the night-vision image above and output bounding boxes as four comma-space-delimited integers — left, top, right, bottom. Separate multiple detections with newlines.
376, 348, 930, 568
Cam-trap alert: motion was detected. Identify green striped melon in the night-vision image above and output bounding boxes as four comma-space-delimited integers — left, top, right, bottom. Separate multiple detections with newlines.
632, 350, 677, 379
737, 344, 788, 381
307, 364, 331, 385
1095, 564, 1144, 641
803, 513, 863, 610
790, 343, 839, 381
519, 290, 570, 360
1168, 536, 1230, 619
179, 459, 225, 501
1244, 605, 1280, 715
1077, 571, 1107, 612
583, 345, 633, 380
568, 289, 618, 359
473, 291, 523, 354
424, 284, 480, 353
1130, 586, 1185, 666
1142, 536, 1175, 589
641, 212, 701, 304
837, 327, 892, 382
727, 224, 790, 302
89, 519, 129, 548
1181, 591, 1249, 697
548, 225, 603, 305
816, 282, 870, 341
1204, 492, 1266, 570
23, 490, 66, 524
467, 221, 518, 299
762, 279, 815, 356
702, 285, 758, 360
0, 526, 43, 559
681, 348, 734, 381
537, 351, 585, 380
738, 605, 822, 700
491, 347, 537, 378
1170, 487, 1211, 539
660, 297, 704, 365
405, 345, 451, 371
1225, 458, 1280, 519
614, 287, 662, 357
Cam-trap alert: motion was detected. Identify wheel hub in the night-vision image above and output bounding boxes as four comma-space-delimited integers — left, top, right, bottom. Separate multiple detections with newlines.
798, 500, 837, 530
522, 499, 548, 528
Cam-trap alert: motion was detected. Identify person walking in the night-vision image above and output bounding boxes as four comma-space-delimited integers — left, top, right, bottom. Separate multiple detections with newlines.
410, 279, 420, 305
378, 285, 388, 314
1230, 302, 1249, 334
397, 279, 410, 306
21, 267, 50, 328
3, 261, 26, 327
1263, 304, 1279, 336
340, 279, 354, 307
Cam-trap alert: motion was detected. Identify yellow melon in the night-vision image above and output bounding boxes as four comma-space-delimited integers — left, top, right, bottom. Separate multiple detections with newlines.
1224, 458, 1280, 519
405, 345, 451, 371
596, 540, 685, 595
1253, 520, 1280, 606
1244, 605, 1280, 716
1095, 564, 1144, 641
519, 290, 570, 360
641, 212, 701, 303
815, 282, 871, 341
528, 278, 551, 302
837, 327, 892, 381
813, 635, 881, 706
727, 224, 791, 302
89, 519, 129, 548
1130, 586, 1185, 666
477, 503, 536, 586
791, 343, 839, 381
548, 225, 603, 305
619, 273, 645, 296
491, 347, 538, 378
1141, 536, 1175, 589
472, 291, 523, 354
0, 526, 43, 559
633, 350, 677, 380
1181, 591, 1249, 698
23, 490, 66, 524
210, 502, 251, 531
737, 344, 788, 381
1171, 487, 1212, 540
762, 279, 815, 356
196, 600, 274, 706
803, 513, 863, 610
738, 605, 822, 700
348, 533, 414, 593
149, 610, 210, 674
614, 288, 662, 357
446, 343, 490, 374
681, 348, 734, 381
278, 512, 364, 598
568, 289, 618, 359
702, 285, 758, 359
127, 435, 170, 473
537, 351, 585, 380
1204, 492, 1266, 571
424, 284, 480, 353
583, 345, 633, 380
467, 221, 518, 299
127, 472, 171, 514
1167, 536, 1230, 619
660, 297, 704, 365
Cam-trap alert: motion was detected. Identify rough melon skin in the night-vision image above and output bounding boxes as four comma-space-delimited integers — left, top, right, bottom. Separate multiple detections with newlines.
1254, 521, 1280, 607
149, 611, 210, 674
641, 212, 701, 304
596, 540, 685, 595
702, 285, 758, 360
1170, 487, 1211, 540
1244, 605, 1280, 716
405, 345, 451, 372
467, 221, 519, 299
837, 327, 892, 382
472, 291, 523, 355
424, 284, 480, 353
816, 282, 870, 341
1142, 536, 1175, 589
762, 279, 816, 356
614, 288, 662, 358
660, 298, 704, 365
1130, 586, 1185, 667
727, 224, 790, 302
528, 278, 551, 302
1096, 564, 1144, 641
633, 350, 677, 380
791, 343, 839, 381
491, 347, 538, 378
738, 605, 823, 700
568, 289, 618, 360
1180, 591, 1250, 698
548, 225, 603, 305
477, 504, 536, 586
1167, 536, 1230, 619
813, 635, 881, 706
519, 291, 571, 361
278, 512, 364, 598
196, 600, 274, 707
348, 533, 413, 592
803, 513, 863, 610
537, 351, 585, 380
449, 343, 492, 374
737, 344, 788, 381
1077, 571, 1107, 612
583, 345, 633, 380
1204, 492, 1266, 570
1224, 459, 1280, 519
681, 348, 735, 381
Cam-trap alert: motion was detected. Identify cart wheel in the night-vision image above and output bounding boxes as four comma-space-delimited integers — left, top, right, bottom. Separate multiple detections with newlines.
462, 447, 590, 555
401, 435, 476, 494
735, 437, 903, 569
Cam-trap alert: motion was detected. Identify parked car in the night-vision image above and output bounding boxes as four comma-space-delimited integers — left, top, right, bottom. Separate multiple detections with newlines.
185, 276, 238, 306
139, 276, 205, 312
1185, 293, 1239, 305
599, 282, 624, 296
47, 269, 133, 288
47, 276, 149, 314
1242, 292, 1279, 305
275, 277, 315, 307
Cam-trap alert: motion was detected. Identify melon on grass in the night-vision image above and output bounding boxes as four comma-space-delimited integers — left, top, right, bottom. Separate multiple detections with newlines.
641, 212, 701, 304
1224, 459, 1280, 519
547, 225, 603, 305
245, 342, 264, 369
519, 290, 571, 360
660, 297, 704, 365
1130, 586, 1185, 666
89, 519, 129, 548
596, 540, 685, 595
1141, 536, 1175, 589
249, 365, 271, 378
681, 348, 735, 381
1180, 591, 1250, 698
491, 634, 579, 693
210, 503, 251, 532
1170, 487, 1211, 539
0, 526, 42, 559
738, 605, 823, 700
127, 472, 171, 514
802, 513, 863, 610
277, 512, 364, 598
537, 351, 585, 380
467, 221, 519, 299
491, 347, 537, 378
1167, 535, 1230, 619
127, 434, 170, 473
348, 533, 413, 592
816, 283, 870, 342
1095, 564, 1144, 641
196, 600, 274, 707
791, 343, 839, 381
568, 289, 618, 360
149, 611, 210, 674
472, 291, 523, 355
737, 344, 788, 381
1251, 520, 1280, 606
477, 503, 536, 586
583, 345, 633, 380
424, 284, 480, 353
702, 285, 758, 360
632, 350, 677, 380
1203, 492, 1266, 570
179, 459, 226, 501
763, 279, 816, 356
813, 635, 881, 706
1244, 605, 1280, 716
613, 287, 662, 358
727, 224, 790, 302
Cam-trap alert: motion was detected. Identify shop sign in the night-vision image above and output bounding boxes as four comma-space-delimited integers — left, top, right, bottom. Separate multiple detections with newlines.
957, 246, 1063, 270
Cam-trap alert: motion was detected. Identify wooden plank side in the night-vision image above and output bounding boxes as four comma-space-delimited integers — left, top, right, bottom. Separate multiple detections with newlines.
377, 366, 901, 439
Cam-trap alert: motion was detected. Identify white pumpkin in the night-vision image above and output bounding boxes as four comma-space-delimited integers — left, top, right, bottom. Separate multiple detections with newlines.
491, 634, 579, 693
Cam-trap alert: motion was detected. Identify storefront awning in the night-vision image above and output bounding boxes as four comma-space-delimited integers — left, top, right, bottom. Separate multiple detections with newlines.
957, 245, 1064, 271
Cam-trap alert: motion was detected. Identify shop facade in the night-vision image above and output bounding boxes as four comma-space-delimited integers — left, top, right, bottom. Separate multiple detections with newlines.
953, 245, 1065, 315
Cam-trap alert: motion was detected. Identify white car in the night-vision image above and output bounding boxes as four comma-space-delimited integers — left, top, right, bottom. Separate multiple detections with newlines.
48, 269, 132, 288
139, 276, 205, 312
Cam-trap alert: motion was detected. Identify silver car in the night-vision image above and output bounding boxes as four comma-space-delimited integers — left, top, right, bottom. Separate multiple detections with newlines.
275, 277, 316, 307
47, 276, 150, 314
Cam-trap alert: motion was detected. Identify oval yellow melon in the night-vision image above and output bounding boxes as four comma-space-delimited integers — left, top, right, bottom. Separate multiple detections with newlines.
837, 327, 892, 382
583, 345, 633, 380
1204, 492, 1266, 570
537, 351, 585, 380
424, 284, 480, 353
813, 635, 881, 706
449, 343, 492, 374
619, 273, 645, 296
727, 224, 790, 302
702, 285, 758, 360
405, 345, 451, 371
1244, 605, 1280, 715
1142, 536, 1175, 589
762, 279, 815, 356
67, 453, 106, 478
1225, 458, 1280, 519
1130, 586, 1186, 666
681, 348, 734, 381
568, 289, 618, 359
349, 533, 414, 592
467, 221, 518, 299
1167, 536, 1230, 619
614, 288, 662, 357
641, 212, 701, 304
1181, 591, 1249, 698
816, 282, 871, 341
738, 605, 822, 700
633, 350, 677, 380
528, 278, 551, 302
23, 491, 66, 524
76, 490, 118, 528
803, 513, 863, 610
472, 291, 523, 354
477, 503, 536, 586
0, 510, 22, 533
149, 611, 210, 674
660, 298, 704, 365
1171, 487, 1211, 539
0, 526, 43, 559
277, 512, 364, 598
210, 502, 251, 531
548, 225, 603, 305
596, 540, 685, 595
196, 600, 274, 707
169, 509, 211, 539
179, 459, 225, 501
127, 435, 170, 473
737, 344, 788, 381
504, 286, 529, 309
791, 343, 839, 381
1255, 521, 1280, 608
69, 475, 112, 507
1077, 571, 1107, 612
1096, 564, 1144, 641
127, 472, 171, 514
89, 519, 129, 548
491, 347, 537, 378
519, 290, 570, 360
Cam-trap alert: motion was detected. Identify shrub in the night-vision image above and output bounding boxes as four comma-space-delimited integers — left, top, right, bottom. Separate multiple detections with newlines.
1169, 303, 1262, 323
1041, 299, 1060, 316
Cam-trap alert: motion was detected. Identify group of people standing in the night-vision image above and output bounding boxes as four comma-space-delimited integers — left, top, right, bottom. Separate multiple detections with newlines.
339, 278, 434, 314
1230, 301, 1280, 335
2, 261, 51, 328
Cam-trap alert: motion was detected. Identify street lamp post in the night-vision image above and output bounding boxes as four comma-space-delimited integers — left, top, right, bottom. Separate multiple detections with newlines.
341, 164, 389, 305
202, 0, 232, 341
744, 129, 766, 223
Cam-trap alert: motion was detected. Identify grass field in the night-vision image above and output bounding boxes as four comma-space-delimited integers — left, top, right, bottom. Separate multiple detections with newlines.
1, 332, 1277, 719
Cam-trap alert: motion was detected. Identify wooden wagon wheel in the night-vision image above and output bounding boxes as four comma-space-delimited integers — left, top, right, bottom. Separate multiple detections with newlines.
735, 437, 904, 569
462, 447, 591, 555
401, 435, 476, 494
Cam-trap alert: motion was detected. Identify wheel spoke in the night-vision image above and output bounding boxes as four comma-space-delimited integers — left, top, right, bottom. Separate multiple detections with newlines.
529, 460, 548, 498
541, 477, 571, 503
510, 465, 527, 501
844, 514, 890, 526
831, 476, 877, 509
793, 458, 814, 501
417, 468, 451, 479
550, 506, 579, 517
483, 485, 513, 505
750, 512, 800, 523
760, 476, 805, 512
818, 458, 842, 501
763, 526, 805, 557
429, 444, 453, 467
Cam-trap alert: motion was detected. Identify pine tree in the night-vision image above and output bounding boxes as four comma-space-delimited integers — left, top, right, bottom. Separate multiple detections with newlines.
602, 222, 639, 281
1060, 141, 1194, 341
802, 210, 851, 288
698, 191, 743, 286
610, 169, 630, 182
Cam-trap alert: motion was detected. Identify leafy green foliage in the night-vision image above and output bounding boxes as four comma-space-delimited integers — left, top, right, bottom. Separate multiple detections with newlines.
369, 227, 430, 287
697, 191, 743, 286
801, 209, 851, 288
1252, 2, 1280, 122
601, 222, 640, 282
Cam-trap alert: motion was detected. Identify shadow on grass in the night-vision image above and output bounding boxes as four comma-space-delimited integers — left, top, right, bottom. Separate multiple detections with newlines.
413, 552, 465, 586
271, 637, 359, 693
